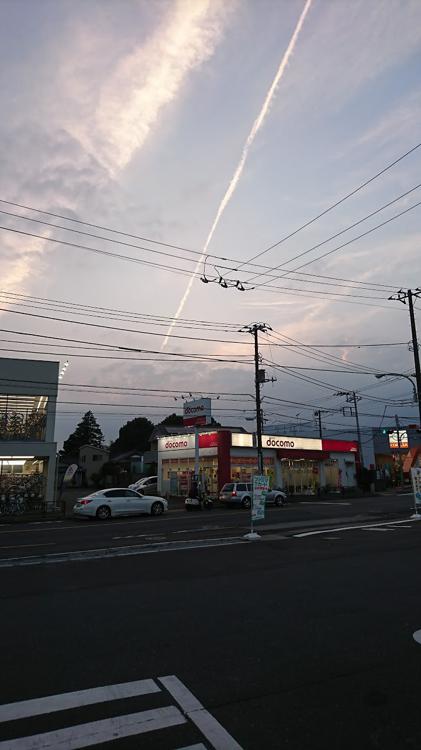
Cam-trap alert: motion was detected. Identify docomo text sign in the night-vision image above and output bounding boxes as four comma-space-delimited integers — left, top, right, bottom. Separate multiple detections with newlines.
183, 398, 211, 417
262, 435, 322, 451
164, 439, 189, 449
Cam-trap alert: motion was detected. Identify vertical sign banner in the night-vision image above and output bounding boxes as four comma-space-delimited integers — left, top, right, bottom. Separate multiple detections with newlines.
252, 475, 269, 521
410, 467, 421, 510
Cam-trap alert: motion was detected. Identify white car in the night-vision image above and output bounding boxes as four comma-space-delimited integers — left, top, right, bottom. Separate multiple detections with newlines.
73, 488, 168, 520
128, 476, 158, 494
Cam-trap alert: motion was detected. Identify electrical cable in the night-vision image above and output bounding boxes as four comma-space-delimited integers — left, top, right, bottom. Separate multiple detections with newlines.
232, 141, 421, 271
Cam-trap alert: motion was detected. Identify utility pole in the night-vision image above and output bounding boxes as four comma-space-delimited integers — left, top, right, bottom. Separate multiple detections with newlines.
408, 290, 421, 427
336, 390, 364, 467
388, 288, 421, 426
240, 323, 273, 474
395, 414, 404, 487
314, 410, 323, 439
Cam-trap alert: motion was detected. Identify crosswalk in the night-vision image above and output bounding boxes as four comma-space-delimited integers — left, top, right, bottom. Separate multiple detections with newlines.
0, 675, 243, 749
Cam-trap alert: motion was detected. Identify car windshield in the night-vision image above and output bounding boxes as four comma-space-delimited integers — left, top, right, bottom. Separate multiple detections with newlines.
221, 484, 234, 492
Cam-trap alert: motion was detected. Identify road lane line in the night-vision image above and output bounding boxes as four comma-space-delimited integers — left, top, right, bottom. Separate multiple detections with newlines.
176, 745, 207, 749
294, 518, 417, 537
0, 536, 244, 567
298, 502, 351, 506
0, 543, 56, 550
0, 679, 160, 722
361, 528, 394, 532
0, 706, 185, 750
159, 675, 243, 750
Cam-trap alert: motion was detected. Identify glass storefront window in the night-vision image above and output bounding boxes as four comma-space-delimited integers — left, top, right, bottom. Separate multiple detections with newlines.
281, 458, 339, 494
0, 459, 46, 515
0, 394, 48, 441
162, 456, 219, 495
230, 457, 274, 484
281, 459, 319, 495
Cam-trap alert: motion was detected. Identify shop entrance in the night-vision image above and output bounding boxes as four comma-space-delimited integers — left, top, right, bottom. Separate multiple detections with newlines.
281, 458, 339, 495
162, 456, 218, 496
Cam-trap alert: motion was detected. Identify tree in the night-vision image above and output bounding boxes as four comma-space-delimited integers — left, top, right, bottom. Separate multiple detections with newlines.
158, 413, 184, 427
62, 411, 104, 457
110, 416, 154, 457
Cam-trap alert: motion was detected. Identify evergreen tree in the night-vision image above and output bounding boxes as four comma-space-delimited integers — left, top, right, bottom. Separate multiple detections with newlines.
110, 416, 154, 457
62, 411, 104, 457
158, 413, 184, 427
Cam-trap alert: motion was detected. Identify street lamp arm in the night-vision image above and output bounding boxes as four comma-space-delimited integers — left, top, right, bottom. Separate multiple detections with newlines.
374, 373, 418, 403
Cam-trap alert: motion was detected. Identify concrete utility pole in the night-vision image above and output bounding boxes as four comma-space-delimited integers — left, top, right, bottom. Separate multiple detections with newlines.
314, 410, 323, 439
388, 288, 421, 426
240, 323, 273, 474
336, 390, 364, 467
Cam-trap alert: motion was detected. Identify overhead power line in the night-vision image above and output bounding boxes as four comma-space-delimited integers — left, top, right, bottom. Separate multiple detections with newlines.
0, 290, 241, 330
0, 197, 410, 292
247, 182, 421, 285
256, 197, 421, 284
232, 140, 421, 271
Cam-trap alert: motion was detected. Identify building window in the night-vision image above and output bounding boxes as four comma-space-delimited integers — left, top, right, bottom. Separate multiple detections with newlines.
0, 394, 48, 441
81, 456, 86, 463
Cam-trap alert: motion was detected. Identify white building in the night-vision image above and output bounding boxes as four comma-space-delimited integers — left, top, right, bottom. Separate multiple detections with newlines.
79, 444, 110, 486
0, 357, 58, 513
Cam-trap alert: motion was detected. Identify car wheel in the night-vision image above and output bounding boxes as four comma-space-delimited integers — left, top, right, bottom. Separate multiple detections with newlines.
242, 496, 251, 509
151, 501, 164, 516
96, 505, 111, 520
274, 496, 284, 507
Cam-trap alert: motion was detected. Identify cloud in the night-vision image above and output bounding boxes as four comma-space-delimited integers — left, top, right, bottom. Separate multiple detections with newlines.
67, 0, 233, 173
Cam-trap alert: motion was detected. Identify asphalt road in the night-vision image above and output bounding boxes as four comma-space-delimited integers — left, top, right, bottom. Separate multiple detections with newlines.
0, 493, 415, 564
1, 504, 421, 749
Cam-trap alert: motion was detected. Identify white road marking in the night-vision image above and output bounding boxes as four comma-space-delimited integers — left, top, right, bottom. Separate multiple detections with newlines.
361, 528, 394, 532
0, 678, 160, 722
388, 524, 413, 528
294, 517, 417, 538
413, 630, 421, 645
160, 675, 243, 750
176, 745, 207, 750
298, 501, 351, 506
0, 537, 244, 567
0, 542, 56, 550
0, 706, 185, 750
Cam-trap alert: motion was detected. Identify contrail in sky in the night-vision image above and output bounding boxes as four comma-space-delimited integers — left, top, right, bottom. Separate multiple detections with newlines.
161, 0, 313, 350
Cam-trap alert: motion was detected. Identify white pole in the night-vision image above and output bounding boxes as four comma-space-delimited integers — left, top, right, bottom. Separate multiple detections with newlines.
194, 426, 199, 483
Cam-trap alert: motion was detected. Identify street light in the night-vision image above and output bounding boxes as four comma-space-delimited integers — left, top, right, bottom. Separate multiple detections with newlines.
374, 373, 418, 404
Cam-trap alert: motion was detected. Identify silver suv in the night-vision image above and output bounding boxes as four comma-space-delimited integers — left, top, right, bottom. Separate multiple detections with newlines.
219, 482, 252, 508
219, 482, 287, 509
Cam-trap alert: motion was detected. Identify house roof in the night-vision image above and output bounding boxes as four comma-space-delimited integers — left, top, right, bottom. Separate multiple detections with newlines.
79, 444, 110, 453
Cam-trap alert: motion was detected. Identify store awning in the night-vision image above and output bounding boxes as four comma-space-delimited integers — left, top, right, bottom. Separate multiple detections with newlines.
278, 449, 330, 460
403, 448, 420, 473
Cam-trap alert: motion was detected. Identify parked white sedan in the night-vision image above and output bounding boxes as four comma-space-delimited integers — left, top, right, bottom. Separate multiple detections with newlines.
73, 488, 168, 520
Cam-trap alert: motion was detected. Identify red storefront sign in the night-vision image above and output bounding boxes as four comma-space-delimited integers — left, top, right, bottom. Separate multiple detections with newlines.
198, 432, 218, 448
321, 439, 358, 453
183, 415, 207, 427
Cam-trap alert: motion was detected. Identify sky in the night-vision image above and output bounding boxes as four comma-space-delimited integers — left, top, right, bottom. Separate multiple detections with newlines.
1, 0, 421, 450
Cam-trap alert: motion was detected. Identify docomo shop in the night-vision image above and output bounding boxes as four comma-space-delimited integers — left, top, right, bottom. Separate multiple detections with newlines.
157, 429, 359, 497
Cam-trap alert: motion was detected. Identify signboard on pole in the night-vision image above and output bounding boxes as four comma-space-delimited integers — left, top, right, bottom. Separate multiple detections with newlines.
389, 430, 408, 449
63, 463, 78, 483
410, 467, 421, 517
183, 398, 212, 427
252, 475, 269, 521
